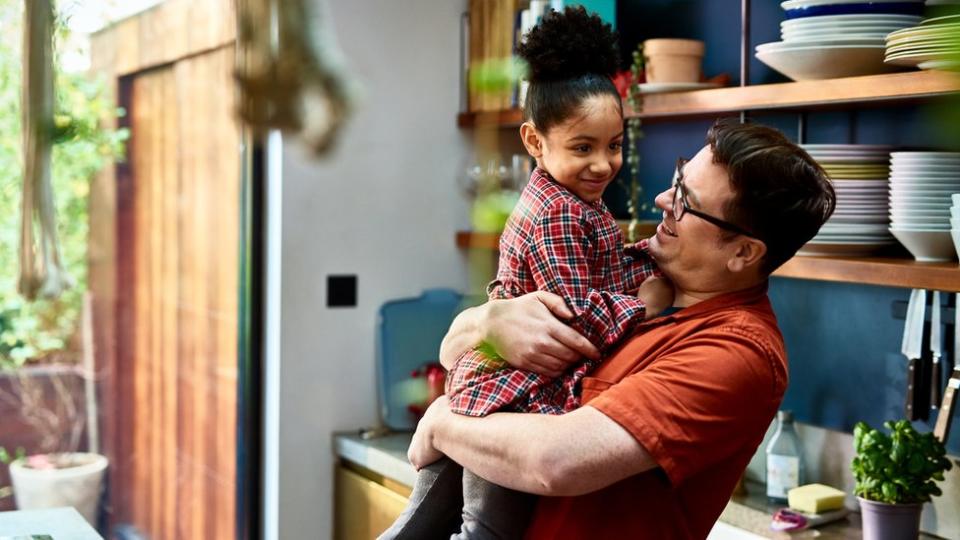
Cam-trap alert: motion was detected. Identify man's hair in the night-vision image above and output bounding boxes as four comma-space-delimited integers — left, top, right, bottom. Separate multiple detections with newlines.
706, 120, 836, 275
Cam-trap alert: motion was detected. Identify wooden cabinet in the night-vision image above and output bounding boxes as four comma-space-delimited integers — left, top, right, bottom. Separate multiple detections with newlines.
334, 465, 411, 540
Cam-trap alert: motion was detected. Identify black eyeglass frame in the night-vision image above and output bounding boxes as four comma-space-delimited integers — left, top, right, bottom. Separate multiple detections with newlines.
671, 157, 761, 240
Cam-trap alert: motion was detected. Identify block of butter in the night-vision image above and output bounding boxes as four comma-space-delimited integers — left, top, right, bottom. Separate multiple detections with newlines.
787, 483, 846, 514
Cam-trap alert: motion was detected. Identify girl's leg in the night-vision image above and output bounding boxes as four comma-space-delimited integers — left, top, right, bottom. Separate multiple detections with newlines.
378, 456, 464, 540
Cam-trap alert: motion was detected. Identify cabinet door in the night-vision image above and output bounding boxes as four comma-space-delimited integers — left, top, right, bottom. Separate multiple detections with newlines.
335, 466, 410, 540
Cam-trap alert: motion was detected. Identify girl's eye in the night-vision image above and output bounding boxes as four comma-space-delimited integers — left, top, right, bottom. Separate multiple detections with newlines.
610, 142, 623, 151
574, 145, 590, 153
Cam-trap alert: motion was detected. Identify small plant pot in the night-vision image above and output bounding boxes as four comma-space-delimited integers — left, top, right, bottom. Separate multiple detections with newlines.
9, 453, 108, 526
858, 497, 922, 540
643, 39, 705, 84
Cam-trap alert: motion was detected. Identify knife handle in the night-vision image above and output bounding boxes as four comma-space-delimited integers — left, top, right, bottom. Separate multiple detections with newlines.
931, 358, 942, 410
906, 357, 918, 421
934, 373, 958, 444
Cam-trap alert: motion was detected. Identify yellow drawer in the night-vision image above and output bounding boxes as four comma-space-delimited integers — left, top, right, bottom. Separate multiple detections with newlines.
335, 465, 411, 540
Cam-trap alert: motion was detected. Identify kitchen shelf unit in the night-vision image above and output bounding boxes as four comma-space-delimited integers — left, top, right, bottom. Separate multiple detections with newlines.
456, 70, 960, 291
457, 70, 960, 127
456, 230, 960, 292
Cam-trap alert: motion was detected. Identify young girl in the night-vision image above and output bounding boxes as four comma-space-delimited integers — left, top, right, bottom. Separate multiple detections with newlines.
382, 7, 672, 539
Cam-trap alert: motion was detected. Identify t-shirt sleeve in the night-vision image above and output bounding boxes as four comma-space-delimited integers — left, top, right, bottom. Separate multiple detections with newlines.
586, 324, 785, 486
528, 200, 649, 351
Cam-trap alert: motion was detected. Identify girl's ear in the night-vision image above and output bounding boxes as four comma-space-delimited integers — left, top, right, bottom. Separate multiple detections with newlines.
520, 122, 543, 158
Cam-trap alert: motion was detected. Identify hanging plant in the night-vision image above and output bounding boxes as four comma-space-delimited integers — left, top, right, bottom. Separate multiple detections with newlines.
619, 43, 649, 243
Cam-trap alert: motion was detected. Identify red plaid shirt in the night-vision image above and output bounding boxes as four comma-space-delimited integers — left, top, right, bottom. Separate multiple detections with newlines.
447, 168, 659, 416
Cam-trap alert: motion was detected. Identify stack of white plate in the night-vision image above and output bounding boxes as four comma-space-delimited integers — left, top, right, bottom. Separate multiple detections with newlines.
757, 3, 924, 80
889, 152, 960, 261
951, 193, 960, 254
799, 144, 896, 256
885, 14, 960, 70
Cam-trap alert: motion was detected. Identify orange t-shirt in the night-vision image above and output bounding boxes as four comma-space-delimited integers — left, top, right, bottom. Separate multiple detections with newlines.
524, 283, 788, 540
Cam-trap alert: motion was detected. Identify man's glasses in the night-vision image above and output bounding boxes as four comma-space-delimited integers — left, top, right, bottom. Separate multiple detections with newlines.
671, 157, 760, 240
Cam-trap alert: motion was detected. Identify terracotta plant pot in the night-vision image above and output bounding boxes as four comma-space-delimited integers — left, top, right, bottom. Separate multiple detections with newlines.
9, 452, 108, 526
858, 497, 922, 540
643, 39, 705, 84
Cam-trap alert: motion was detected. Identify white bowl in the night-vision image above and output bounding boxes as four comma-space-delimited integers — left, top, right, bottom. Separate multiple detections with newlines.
951, 217, 960, 228
952, 206, 960, 219
952, 228, 960, 257
953, 193, 960, 205
890, 228, 958, 261
756, 44, 901, 80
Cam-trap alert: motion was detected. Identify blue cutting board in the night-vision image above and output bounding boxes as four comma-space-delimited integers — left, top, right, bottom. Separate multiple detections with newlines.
376, 288, 477, 430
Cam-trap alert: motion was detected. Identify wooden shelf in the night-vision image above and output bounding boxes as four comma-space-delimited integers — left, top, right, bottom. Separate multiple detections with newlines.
457, 70, 960, 128
774, 255, 960, 292
456, 231, 960, 291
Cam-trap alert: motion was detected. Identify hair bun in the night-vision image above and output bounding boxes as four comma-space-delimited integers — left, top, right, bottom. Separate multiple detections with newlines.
517, 6, 620, 83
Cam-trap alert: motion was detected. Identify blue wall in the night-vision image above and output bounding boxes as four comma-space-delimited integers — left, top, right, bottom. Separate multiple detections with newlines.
607, 1, 960, 453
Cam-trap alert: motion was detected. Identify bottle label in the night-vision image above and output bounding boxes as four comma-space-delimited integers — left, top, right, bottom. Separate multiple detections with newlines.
766, 455, 799, 498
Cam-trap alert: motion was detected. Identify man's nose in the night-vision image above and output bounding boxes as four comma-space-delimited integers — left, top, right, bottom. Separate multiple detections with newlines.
654, 187, 673, 211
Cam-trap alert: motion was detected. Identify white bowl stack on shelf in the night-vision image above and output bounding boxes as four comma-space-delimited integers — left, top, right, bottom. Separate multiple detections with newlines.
889, 152, 960, 261
799, 144, 896, 256
951, 193, 960, 254
885, 14, 960, 71
756, 1, 924, 80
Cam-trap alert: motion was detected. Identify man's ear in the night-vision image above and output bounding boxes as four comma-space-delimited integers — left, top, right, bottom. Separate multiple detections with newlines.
520, 122, 543, 158
727, 237, 767, 274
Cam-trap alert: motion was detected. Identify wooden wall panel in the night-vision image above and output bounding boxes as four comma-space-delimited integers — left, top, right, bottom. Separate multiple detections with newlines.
116, 44, 239, 539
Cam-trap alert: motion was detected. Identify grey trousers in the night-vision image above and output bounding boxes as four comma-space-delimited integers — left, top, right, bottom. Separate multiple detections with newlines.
379, 457, 537, 540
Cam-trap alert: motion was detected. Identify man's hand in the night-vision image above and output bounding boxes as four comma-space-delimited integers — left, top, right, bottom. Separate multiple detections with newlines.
408, 396, 450, 470
484, 291, 600, 378
636, 276, 674, 319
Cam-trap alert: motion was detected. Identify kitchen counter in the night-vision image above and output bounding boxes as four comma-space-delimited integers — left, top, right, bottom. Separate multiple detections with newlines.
333, 432, 944, 539
334, 431, 417, 488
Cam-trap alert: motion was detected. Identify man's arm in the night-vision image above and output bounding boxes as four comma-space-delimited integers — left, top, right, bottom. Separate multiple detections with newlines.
409, 396, 657, 497
438, 292, 600, 377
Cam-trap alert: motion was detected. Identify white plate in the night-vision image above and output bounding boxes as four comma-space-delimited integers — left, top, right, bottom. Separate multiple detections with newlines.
783, 14, 923, 26
918, 59, 960, 70
890, 151, 960, 158
782, 0, 923, 9
638, 82, 722, 93
832, 179, 891, 187
890, 187, 960, 194
811, 156, 890, 163
797, 241, 896, 257
886, 50, 957, 65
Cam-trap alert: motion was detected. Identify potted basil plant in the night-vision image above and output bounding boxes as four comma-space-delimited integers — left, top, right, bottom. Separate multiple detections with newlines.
851, 420, 952, 540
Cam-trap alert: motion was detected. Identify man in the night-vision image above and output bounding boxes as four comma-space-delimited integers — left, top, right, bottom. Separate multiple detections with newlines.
408, 121, 836, 539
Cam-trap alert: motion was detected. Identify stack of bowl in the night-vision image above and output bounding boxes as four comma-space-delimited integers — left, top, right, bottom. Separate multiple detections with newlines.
952, 193, 960, 254
800, 144, 896, 256
885, 13, 960, 70
756, 0, 924, 80
889, 152, 960, 261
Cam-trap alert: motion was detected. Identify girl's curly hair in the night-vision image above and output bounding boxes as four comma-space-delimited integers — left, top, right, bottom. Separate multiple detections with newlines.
517, 6, 620, 82
516, 7, 622, 132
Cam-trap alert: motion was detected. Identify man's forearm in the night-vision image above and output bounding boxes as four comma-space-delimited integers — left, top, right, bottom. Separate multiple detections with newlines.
428, 405, 657, 496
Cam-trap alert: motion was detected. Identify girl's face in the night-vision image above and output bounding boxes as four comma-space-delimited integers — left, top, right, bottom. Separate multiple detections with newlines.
523, 94, 624, 203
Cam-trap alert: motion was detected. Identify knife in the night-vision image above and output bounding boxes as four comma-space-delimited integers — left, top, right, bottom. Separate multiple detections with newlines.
902, 289, 926, 421
931, 291, 942, 411
935, 293, 960, 443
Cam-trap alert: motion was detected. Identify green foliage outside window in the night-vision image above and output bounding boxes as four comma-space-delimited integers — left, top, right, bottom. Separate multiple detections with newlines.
0, 2, 127, 370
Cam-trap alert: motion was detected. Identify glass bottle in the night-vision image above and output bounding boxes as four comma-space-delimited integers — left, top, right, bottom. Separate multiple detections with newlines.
766, 410, 804, 502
